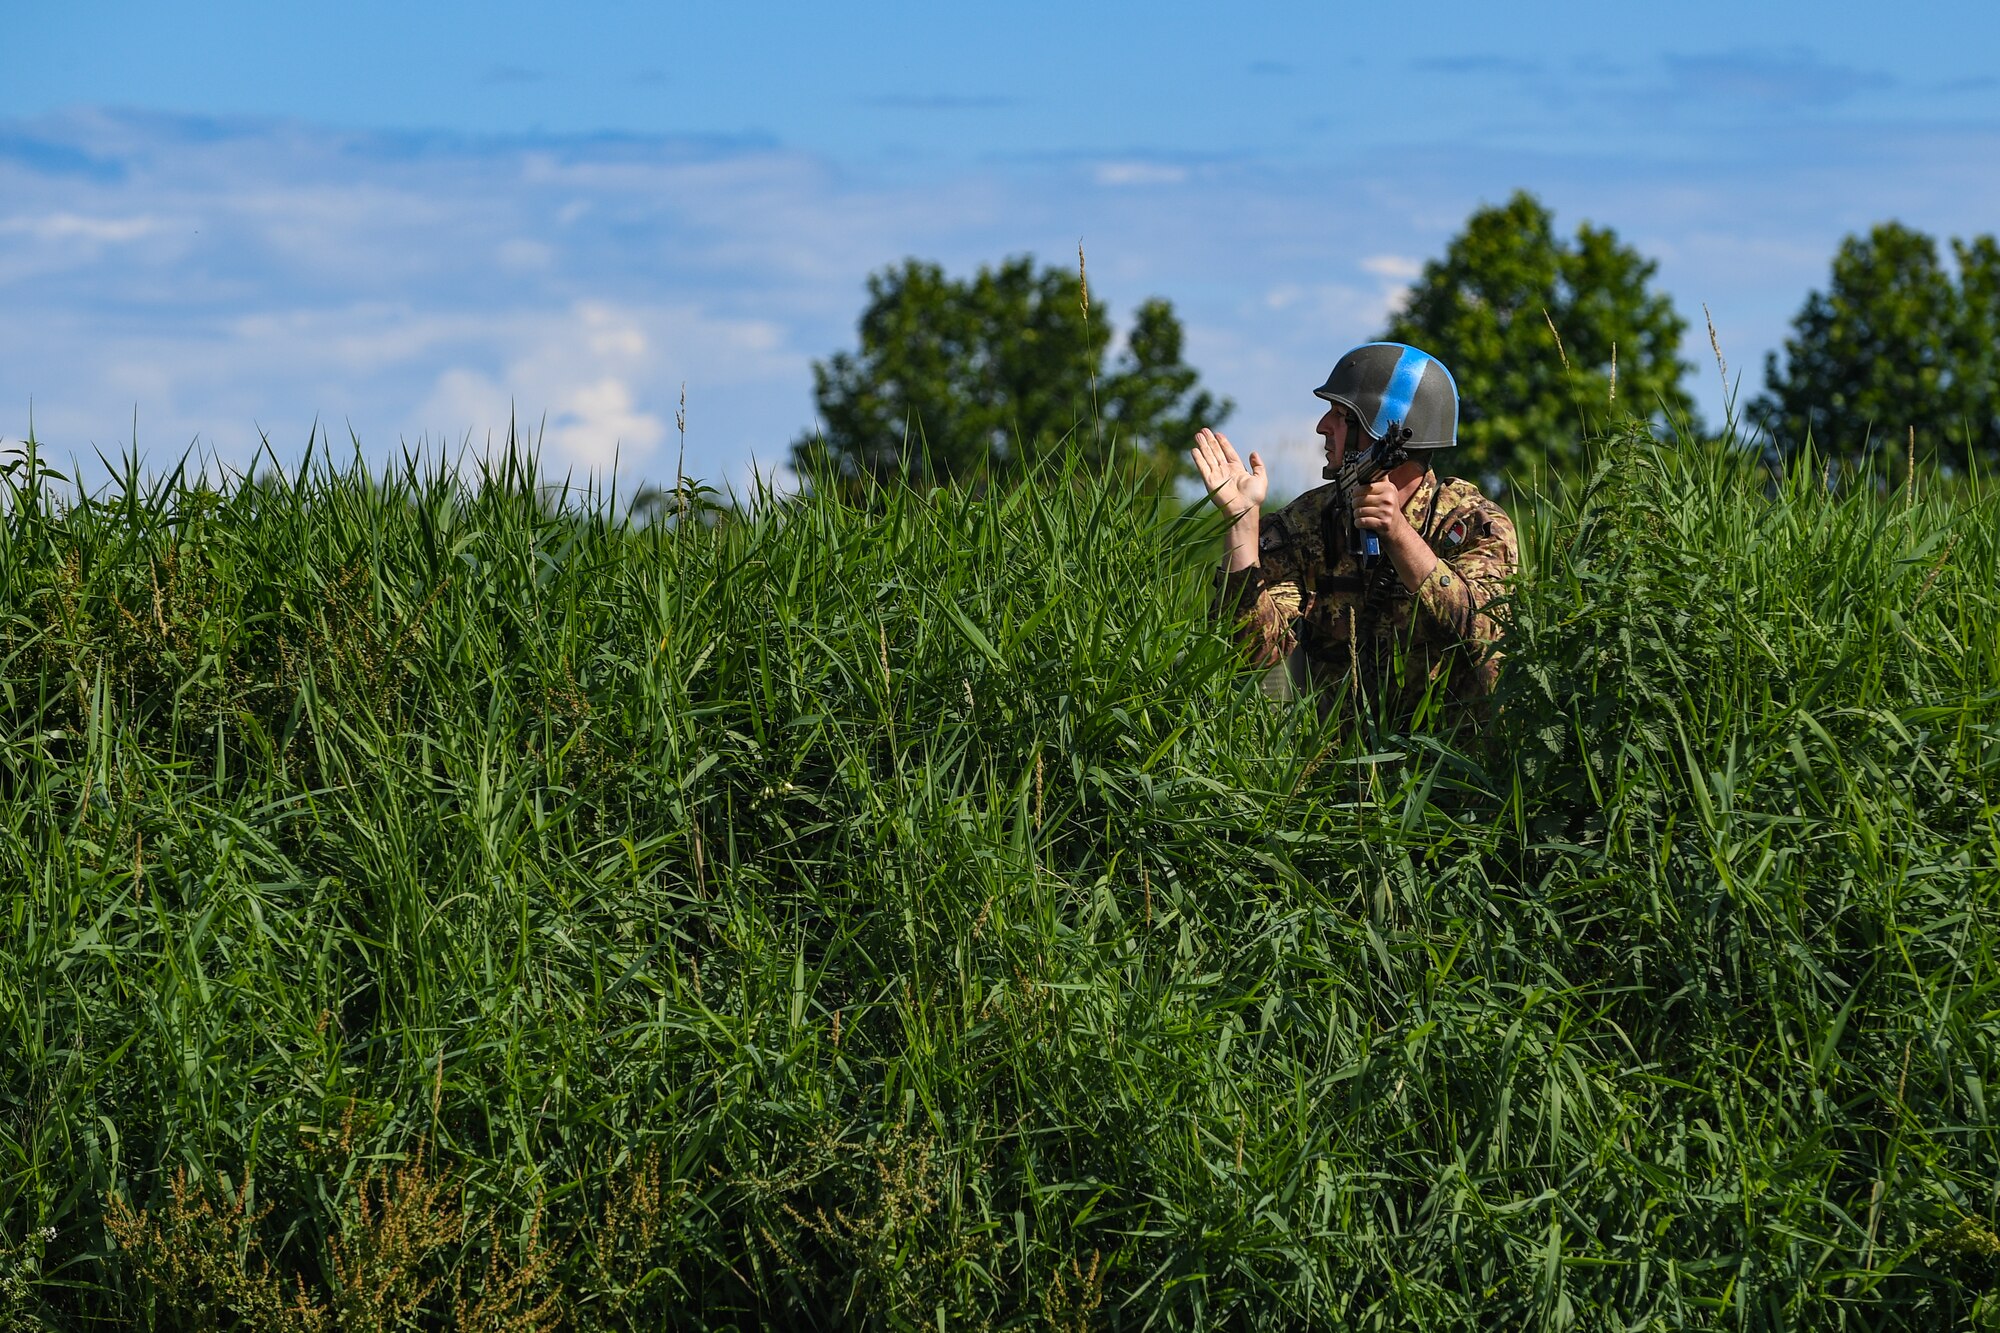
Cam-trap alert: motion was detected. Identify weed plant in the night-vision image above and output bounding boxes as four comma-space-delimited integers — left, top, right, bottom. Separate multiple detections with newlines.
1, 422, 1997, 1329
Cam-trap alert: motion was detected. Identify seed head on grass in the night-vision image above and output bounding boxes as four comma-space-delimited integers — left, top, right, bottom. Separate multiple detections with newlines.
1542, 307, 1570, 372
1704, 301, 1730, 409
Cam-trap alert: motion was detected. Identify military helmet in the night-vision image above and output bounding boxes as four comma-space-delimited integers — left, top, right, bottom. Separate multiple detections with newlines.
1314, 342, 1459, 450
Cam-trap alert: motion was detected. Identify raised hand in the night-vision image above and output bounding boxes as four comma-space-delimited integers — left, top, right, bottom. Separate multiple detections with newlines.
1190, 429, 1268, 522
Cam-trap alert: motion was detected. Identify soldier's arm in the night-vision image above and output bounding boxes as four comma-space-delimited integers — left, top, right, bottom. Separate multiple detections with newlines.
1213, 512, 1307, 669
1410, 501, 1518, 648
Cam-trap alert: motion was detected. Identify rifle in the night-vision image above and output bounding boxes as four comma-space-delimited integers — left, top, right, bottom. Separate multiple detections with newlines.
1324, 425, 1414, 565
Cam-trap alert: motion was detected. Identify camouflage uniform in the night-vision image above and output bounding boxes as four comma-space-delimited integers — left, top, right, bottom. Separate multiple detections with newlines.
1215, 471, 1518, 722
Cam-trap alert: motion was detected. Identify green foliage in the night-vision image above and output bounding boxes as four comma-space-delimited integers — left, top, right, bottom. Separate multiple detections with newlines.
791, 255, 1230, 489
1951, 236, 2000, 465
1385, 190, 1694, 486
2, 420, 1998, 1329
1756, 222, 2000, 474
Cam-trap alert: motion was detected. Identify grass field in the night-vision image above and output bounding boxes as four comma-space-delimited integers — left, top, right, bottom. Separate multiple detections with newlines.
3, 422, 1998, 1330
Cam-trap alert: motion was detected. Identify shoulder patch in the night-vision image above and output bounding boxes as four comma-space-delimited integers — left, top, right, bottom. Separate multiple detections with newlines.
1258, 518, 1288, 553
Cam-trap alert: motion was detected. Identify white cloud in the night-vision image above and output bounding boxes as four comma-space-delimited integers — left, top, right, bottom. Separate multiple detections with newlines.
1093, 161, 1189, 187
386, 298, 798, 478
554, 378, 663, 469
411, 302, 670, 474
497, 238, 554, 271
0, 212, 164, 243
415, 366, 670, 475
580, 303, 647, 359
1361, 254, 1423, 281
1254, 282, 1408, 338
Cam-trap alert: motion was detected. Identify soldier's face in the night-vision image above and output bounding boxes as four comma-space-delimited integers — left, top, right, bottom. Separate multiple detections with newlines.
1316, 408, 1352, 467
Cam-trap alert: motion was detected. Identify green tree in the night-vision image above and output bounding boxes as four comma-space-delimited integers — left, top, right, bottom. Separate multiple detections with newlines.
1949, 235, 2000, 466
1752, 222, 1975, 473
1384, 190, 1692, 486
791, 256, 1230, 488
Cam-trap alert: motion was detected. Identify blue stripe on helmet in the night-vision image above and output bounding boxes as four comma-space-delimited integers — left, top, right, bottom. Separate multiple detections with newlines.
1371, 344, 1430, 439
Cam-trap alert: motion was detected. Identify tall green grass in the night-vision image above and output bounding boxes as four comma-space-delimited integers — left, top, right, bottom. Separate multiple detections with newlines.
2, 423, 1997, 1330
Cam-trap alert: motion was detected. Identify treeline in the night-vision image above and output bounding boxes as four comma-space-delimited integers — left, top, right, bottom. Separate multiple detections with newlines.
790, 194, 2000, 490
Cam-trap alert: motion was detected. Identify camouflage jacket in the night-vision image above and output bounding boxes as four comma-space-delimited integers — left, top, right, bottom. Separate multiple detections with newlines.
1214, 471, 1518, 718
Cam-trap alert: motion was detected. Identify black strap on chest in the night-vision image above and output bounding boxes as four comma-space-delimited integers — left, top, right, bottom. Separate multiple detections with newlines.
1414, 474, 1447, 544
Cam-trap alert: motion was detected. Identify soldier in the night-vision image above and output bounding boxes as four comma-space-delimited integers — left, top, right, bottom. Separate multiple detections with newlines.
1190, 342, 1518, 727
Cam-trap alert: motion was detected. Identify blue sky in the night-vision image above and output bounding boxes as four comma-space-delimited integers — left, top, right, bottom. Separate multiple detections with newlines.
6, 1, 2000, 496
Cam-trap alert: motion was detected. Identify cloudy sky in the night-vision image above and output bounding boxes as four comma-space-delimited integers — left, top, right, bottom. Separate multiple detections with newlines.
6, 1, 2000, 497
